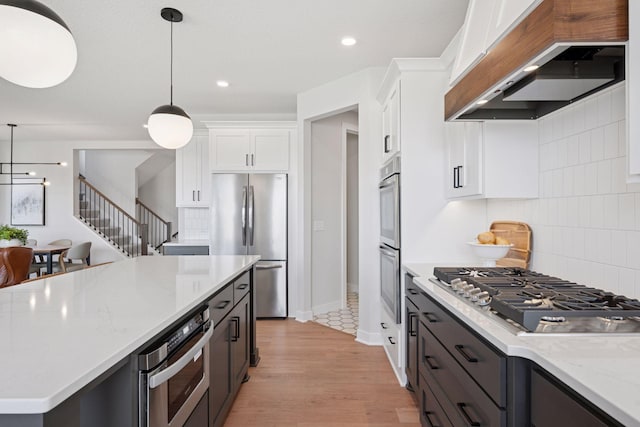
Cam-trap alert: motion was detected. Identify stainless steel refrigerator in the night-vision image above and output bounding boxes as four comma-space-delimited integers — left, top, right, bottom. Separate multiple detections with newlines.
210, 173, 287, 317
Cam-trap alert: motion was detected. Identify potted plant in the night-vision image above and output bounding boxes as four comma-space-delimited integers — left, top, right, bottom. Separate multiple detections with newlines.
0, 224, 29, 247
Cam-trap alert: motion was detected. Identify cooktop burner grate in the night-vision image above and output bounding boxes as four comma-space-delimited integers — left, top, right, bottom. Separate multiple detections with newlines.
432, 266, 640, 332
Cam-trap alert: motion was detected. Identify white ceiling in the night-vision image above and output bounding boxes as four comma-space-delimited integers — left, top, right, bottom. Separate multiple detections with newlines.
0, 0, 468, 142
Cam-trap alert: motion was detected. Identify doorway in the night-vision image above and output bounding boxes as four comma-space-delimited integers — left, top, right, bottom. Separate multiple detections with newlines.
310, 112, 359, 335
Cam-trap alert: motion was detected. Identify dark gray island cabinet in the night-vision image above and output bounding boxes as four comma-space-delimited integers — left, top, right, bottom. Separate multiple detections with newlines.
0, 258, 259, 427
405, 273, 624, 427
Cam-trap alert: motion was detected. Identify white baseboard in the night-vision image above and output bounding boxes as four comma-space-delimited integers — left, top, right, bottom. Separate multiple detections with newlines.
295, 310, 313, 322
311, 300, 341, 315
355, 329, 382, 346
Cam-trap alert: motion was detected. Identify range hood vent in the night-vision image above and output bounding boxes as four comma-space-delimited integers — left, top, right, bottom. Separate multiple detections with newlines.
445, 0, 628, 121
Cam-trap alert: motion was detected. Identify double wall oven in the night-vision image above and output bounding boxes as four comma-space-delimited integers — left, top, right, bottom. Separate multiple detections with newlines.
138, 306, 213, 427
379, 155, 401, 323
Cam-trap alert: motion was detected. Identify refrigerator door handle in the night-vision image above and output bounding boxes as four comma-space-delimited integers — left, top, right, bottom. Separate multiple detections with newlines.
241, 186, 247, 246
248, 185, 255, 246
256, 264, 283, 270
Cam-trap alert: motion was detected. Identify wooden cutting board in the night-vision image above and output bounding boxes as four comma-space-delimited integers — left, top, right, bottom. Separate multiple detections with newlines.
490, 221, 532, 269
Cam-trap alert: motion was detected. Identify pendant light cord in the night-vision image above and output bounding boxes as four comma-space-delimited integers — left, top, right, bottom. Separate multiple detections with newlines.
170, 19, 174, 106
9, 125, 14, 185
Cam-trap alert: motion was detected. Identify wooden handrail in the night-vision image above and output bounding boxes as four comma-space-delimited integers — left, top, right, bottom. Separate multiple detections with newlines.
79, 176, 141, 226
135, 198, 169, 226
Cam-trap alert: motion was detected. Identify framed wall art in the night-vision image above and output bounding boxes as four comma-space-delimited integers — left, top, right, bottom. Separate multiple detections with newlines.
11, 178, 45, 226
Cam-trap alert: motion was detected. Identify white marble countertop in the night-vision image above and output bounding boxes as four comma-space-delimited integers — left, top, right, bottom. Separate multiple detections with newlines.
404, 262, 640, 427
0, 255, 259, 414
162, 239, 210, 247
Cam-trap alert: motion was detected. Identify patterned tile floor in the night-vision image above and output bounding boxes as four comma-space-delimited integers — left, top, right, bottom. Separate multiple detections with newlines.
313, 292, 359, 336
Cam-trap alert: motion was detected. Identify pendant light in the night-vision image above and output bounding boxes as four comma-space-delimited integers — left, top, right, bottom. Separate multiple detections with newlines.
147, 7, 193, 150
0, 0, 77, 88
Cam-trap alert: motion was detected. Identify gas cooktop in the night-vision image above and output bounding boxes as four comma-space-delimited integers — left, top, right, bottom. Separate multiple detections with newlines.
432, 267, 640, 333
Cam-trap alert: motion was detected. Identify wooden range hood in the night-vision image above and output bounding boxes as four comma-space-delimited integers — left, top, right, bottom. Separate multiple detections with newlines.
445, 0, 628, 121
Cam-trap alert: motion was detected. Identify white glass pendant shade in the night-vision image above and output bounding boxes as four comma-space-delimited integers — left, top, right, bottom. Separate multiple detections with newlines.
147, 104, 193, 149
0, 1, 77, 88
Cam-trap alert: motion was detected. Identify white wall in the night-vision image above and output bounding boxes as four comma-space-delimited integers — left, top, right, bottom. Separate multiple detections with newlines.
347, 132, 359, 291
0, 139, 159, 264
83, 150, 154, 216
138, 159, 178, 231
485, 83, 640, 298
297, 67, 386, 345
310, 111, 358, 313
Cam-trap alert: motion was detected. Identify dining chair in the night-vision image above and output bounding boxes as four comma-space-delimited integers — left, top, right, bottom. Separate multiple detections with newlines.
48, 239, 73, 264
0, 246, 34, 288
58, 242, 92, 273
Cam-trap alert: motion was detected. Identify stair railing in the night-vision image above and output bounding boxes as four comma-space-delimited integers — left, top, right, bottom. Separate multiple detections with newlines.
136, 198, 172, 250
78, 176, 148, 256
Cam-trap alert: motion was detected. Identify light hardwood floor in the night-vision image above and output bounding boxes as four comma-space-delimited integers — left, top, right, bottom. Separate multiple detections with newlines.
224, 319, 419, 427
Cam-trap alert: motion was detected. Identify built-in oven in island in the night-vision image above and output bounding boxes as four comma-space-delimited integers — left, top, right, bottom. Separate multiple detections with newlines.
138, 306, 213, 427
379, 154, 401, 324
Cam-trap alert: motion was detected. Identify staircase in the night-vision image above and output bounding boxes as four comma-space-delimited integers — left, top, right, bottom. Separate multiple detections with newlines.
77, 176, 172, 257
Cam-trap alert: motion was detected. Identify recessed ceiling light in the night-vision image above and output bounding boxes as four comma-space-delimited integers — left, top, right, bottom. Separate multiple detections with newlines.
216, 80, 229, 88
524, 65, 539, 72
341, 37, 357, 46
476, 99, 489, 105
142, 124, 148, 129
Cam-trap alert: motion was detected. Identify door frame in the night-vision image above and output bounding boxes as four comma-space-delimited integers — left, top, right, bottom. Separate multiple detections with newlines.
341, 123, 359, 309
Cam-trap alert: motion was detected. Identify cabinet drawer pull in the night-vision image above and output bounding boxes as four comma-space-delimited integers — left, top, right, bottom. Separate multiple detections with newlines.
387, 337, 396, 345
424, 355, 439, 370
424, 411, 441, 427
423, 312, 439, 323
214, 300, 231, 310
245, 154, 249, 166
457, 402, 480, 426
380, 322, 388, 329
231, 316, 240, 342
251, 153, 254, 166
454, 344, 478, 363
408, 288, 418, 295
236, 283, 249, 290
408, 313, 417, 337
192, 190, 196, 201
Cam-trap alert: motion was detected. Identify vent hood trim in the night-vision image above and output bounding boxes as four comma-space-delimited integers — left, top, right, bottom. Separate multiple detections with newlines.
445, 0, 628, 121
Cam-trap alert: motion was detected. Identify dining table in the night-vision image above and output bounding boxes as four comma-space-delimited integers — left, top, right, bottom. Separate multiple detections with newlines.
29, 245, 71, 275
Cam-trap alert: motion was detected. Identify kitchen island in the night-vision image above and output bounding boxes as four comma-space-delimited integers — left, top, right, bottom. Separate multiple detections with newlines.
0, 255, 259, 426
404, 263, 640, 427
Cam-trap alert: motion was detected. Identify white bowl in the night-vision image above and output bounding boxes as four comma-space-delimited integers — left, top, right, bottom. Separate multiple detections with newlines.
467, 242, 512, 267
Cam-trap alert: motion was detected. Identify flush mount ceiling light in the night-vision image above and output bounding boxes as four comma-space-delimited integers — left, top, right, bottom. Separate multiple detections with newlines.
147, 7, 193, 150
216, 80, 229, 88
341, 36, 357, 46
0, 0, 77, 88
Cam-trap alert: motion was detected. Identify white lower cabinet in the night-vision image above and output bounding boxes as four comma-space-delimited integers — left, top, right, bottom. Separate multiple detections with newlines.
445, 120, 538, 200
381, 307, 401, 371
176, 133, 209, 207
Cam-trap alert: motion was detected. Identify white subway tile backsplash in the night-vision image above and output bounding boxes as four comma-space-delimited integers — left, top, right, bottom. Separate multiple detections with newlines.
603, 122, 619, 159
584, 97, 599, 131
487, 84, 640, 299
611, 157, 627, 194
597, 90, 612, 128
618, 194, 635, 230
590, 196, 605, 228
603, 194, 618, 229
590, 127, 605, 161
596, 160, 612, 194
584, 163, 598, 195
573, 102, 586, 134
611, 84, 625, 122
578, 132, 591, 164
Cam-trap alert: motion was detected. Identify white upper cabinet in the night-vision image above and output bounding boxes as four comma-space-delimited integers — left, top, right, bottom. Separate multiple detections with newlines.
176, 133, 210, 207
445, 121, 538, 200
381, 81, 401, 163
628, 1, 640, 182
449, 0, 541, 86
210, 128, 291, 172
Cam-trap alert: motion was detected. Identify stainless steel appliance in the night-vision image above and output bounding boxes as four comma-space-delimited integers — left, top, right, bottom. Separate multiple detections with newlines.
210, 173, 287, 317
379, 155, 401, 323
138, 306, 213, 427
432, 267, 640, 334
